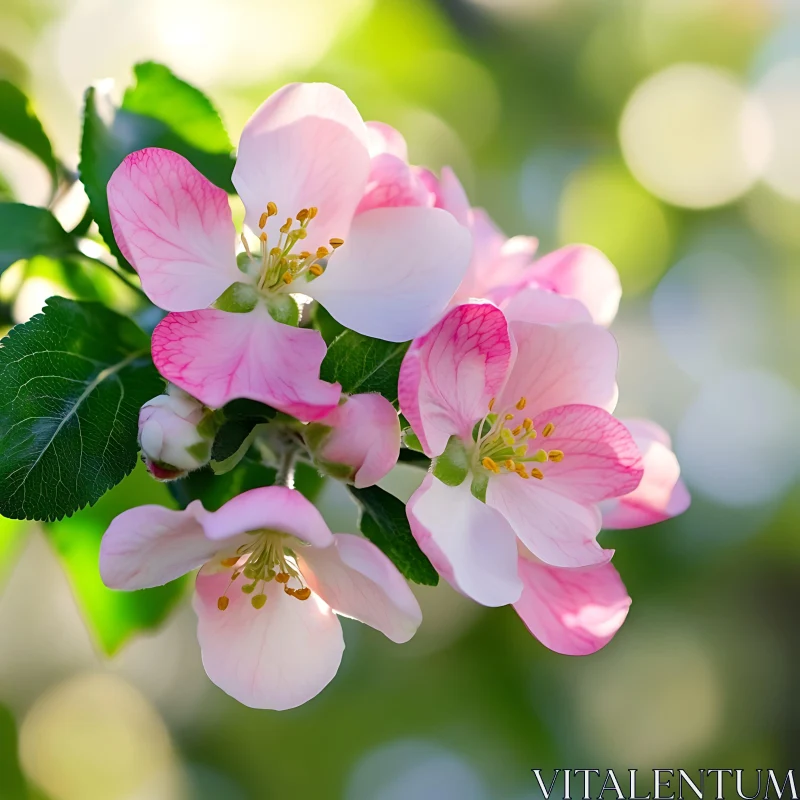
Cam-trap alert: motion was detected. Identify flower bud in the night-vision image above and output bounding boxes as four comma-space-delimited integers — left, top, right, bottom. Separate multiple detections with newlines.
138, 385, 215, 480
304, 393, 400, 488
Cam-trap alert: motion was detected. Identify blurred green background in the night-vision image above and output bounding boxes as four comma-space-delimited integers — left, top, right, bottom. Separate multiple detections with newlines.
2, 0, 800, 797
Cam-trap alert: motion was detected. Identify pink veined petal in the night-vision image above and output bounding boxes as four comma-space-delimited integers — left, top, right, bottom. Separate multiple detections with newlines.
407, 475, 522, 607
497, 320, 619, 420
355, 154, 434, 215
514, 553, 631, 655
194, 566, 344, 710
151, 304, 341, 421
520, 405, 644, 504
398, 302, 514, 457
233, 82, 371, 251
487, 474, 611, 568
601, 418, 691, 529
299, 533, 422, 643
365, 121, 409, 160
100, 501, 219, 590
108, 148, 240, 312
436, 167, 470, 226
531, 244, 622, 327
303, 206, 472, 342
314, 393, 401, 489
202, 487, 334, 548
499, 285, 593, 325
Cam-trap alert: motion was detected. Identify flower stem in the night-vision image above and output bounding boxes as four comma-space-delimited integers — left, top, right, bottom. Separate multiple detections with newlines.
276, 445, 297, 489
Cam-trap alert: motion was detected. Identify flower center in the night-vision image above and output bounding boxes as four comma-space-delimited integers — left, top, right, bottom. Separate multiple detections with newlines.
473, 397, 563, 481
215, 529, 312, 611
239, 202, 344, 293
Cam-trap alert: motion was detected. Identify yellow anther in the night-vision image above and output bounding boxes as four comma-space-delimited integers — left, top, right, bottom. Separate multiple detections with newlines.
316, 246, 329, 259
259, 232, 268, 243
276, 572, 290, 584
280, 217, 293, 234
296, 208, 309, 222
309, 264, 324, 277
501, 428, 515, 446
220, 556, 239, 567
504, 459, 516, 471
531, 449, 548, 463
329, 237, 344, 248
269, 247, 281, 258
258, 211, 268, 229
543, 422, 555, 437
308, 206, 318, 219
512, 425, 523, 436
266, 201, 278, 217
548, 450, 564, 462
531, 468, 544, 480
298, 251, 311, 259
504, 413, 514, 421
516, 467, 530, 479
282, 271, 293, 285
217, 596, 229, 611
481, 457, 499, 473
251, 594, 267, 609
516, 397, 527, 410
523, 418, 533, 431
488, 398, 496, 411
293, 587, 311, 601
284, 585, 295, 596
293, 227, 308, 240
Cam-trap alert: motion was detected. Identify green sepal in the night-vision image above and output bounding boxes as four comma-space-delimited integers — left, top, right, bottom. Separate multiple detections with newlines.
431, 435, 469, 487
303, 422, 332, 453
265, 293, 300, 325
470, 471, 489, 503
402, 428, 424, 452
213, 282, 258, 313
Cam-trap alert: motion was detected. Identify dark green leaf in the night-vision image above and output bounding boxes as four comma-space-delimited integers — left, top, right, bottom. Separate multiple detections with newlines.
80, 73, 235, 271
0, 704, 28, 800
311, 303, 346, 344
45, 463, 187, 655
320, 329, 410, 404
347, 485, 438, 585
0, 297, 164, 521
210, 399, 277, 463
0, 204, 76, 276
122, 61, 232, 153
0, 79, 58, 188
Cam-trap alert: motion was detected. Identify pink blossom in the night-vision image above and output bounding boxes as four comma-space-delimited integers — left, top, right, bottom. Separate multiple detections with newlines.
399, 303, 643, 614
99, 486, 422, 710
305, 393, 401, 488
108, 84, 471, 419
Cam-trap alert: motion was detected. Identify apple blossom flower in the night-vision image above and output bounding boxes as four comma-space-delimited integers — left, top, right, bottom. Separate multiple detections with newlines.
138, 384, 215, 480
107, 83, 471, 420
304, 393, 401, 488
399, 302, 643, 608
99, 486, 422, 710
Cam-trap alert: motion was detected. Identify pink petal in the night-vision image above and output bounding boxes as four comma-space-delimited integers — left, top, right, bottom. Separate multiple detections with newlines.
108, 148, 240, 312
398, 302, 514, 457
313, 393, 400, 488
201, 486, 334, 548
531, 245, 622, 327
487, 474, 611, 568
299, 533, 422, 643
151, 304, 340, 420
435, 167, 470, 226
520, 405, 644, 504
100, 501, 218, 590
407, 475, 522, 607
355, 154, 434, 215
500, 286, 592, 325
365, 121, 409, 160
304, 206, 472, 342
514, 554, 631, 655
194, 566, 344, 710
233, 83, 371, 251
497, 320, 619, 420
601, 418, 691, 529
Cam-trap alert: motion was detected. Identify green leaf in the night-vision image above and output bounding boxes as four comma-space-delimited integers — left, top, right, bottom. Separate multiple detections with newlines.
0, 79, 58, 189
0, 517, 28, 586
347, 485, 438, 586
122, 61, 232, 153
80, 72, 235, 271
0, 204, 77, 276
0, 297, 164, 521
44, 463, 187, 655
210, 399, 277, 463
320, 329, 410, 404
0, 704, 28, 800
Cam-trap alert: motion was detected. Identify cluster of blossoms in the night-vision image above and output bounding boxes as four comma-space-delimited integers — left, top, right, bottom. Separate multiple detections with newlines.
99, 83, 689, 710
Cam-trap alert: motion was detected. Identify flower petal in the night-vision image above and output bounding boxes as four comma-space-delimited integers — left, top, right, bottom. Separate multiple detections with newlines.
497, 320, 619, 419
601, 418, 691, 529
100, 501, 218, 590
514, 554, 630, 655
522, 405, 644, 504
365, 121, 409, 160
435, 167, 470, 226
355, 154, 434, 215
303, 206, 472, 341
500, 286, 592, 325
398, 302, 514, 457
531, 245, 621, 327
487, 474, 610, 568
407, 475, 522, 606
108, 148, 240, 312
233, 83, 371, 251
194, 567, 344, 710
299, 533, 422, 643
151, 304, 340, 420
